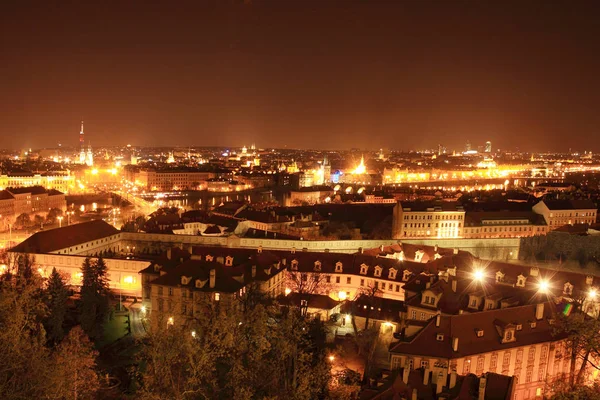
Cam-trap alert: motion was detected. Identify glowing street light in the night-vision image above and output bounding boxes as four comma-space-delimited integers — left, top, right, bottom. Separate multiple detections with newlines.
473, 269, 485, 282
57, 216, 63, 227
328, 355, 335, 362
589, 289, 597, 300
538, 279, 550, 294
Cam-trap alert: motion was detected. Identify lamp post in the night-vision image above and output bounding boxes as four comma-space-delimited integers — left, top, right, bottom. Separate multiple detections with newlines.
57, 216, 63, 228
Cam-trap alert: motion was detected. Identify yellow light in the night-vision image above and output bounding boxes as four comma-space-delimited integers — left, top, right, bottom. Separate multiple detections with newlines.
538, 279, 549, 293
167, 317, 174, 325
338, 291, 347, 301
328, 355, 335, 362
124, 276, 134, 284
91, 168, 98, 175
473, 269, 484, 282
191, 330, 196, 338
110, 168, 118, 175
285, 288, 292, 296
37, 268, 44, 275
589, 289, 597, 299
345, 314, 351, 323
141, 305, 147, 313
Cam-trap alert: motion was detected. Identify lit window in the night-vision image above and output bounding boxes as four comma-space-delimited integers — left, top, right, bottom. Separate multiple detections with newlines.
214, 292, 220, 301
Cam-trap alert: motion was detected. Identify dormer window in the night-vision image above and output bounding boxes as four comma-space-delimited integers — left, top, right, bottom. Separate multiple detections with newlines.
476, 329, 484, 337
314, 261, 322, 272
335, 261, 343, 273
181, 276, 191, 285
360, 264, 369, 275
447, 267, 457, 276
516, 274, 526, 287
530, 321, 537, 329
434, 253, 442, 260
496, 271, 505, 283
414, 250, 425, 263
291, 247, 296, 254
436, 333, 444, 341
502, 328, 516, 343
530, 267, 539, 277
374, 266, 382, 278
225, 256, 233, 267
257, 246, 263, 254
388, 268, 397, 280
516, 324, 522, 331
586, 275, 594, 285
206, 255, 214, 262
291, 259, 298, 271
402, 270, 412, 282
195, 279, 206, 288
563, 282, 573, 296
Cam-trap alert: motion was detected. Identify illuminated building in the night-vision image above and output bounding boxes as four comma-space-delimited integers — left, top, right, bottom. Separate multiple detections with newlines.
532, 199, 597, 229
137, 169, 217, 191
0, 173, 75, 193
85, 143, 94, 166
463, 212, 548, 239
166, 152, 175, 163
0, 187, 66, 223
392, 201, 465, 239
485, 140, 492, 153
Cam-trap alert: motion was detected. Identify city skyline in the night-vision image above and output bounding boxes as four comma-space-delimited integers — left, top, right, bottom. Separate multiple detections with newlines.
2, 1, 600, 150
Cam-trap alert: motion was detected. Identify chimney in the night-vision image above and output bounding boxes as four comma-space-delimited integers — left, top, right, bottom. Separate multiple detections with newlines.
478, 377, 487, 400
436, 312, 441, 327
434, 244, 438, 252
402, 367, 410, 384
452, 280, 457, 293
359, 247, 363, 254
209, 269, 216, 288
167, 248, 172, 260
423, 369, 430, 385
426, 282, 431, 289
380, 244, 384, 251
449, 371, 457, 389
188, 245, 193, 255
453, 248, 459, 255
452, 337, 459, 352
411, 388, 417, 400
536, 303, 544, 320
436, 371, 445, 394
252, 265, 256, 278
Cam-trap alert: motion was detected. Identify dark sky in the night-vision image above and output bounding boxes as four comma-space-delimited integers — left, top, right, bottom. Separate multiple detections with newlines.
1, 0, 599, 152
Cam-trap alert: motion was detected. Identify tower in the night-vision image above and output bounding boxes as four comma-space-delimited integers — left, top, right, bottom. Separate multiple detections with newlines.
86, 143, 94, 166
79, 120, 86, 164
485, 141, 492, 153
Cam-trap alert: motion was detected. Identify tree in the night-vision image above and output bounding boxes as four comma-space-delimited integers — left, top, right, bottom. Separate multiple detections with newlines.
14, 213, 31, 229
45, 208, 63, 224
285, 269, 336, 297
0, 254, 50, 399
139, 296, 332, 399
79, 257, 111, 340
44, 267, 69, 344
552, 308, 600, 389
47, 326, 99, 400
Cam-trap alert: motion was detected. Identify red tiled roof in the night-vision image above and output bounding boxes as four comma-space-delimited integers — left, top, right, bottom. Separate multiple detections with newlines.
11, 220, 119, 253
390, 302, 560, 359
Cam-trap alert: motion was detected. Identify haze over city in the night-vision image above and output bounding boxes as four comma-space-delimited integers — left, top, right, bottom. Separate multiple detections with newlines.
2, 0, 600, 151
4, 2, 600, 400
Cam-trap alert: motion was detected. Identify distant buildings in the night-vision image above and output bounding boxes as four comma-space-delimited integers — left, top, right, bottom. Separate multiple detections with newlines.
0, 173, 75, 193
532, 199, 597, 229
392, 201, 466, 239
0, 186, 66, 222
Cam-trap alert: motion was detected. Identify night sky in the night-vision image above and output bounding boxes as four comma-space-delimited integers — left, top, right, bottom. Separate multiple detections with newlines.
1, 0, 599, 151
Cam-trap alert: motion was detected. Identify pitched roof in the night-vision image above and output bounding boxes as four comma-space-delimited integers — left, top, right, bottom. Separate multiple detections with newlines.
390, 302, 559, 359
11, 220, 119, 253
542, 199, 597, 210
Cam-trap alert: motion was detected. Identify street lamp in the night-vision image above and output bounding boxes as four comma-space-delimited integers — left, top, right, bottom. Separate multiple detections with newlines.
57, 216, 63, 228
